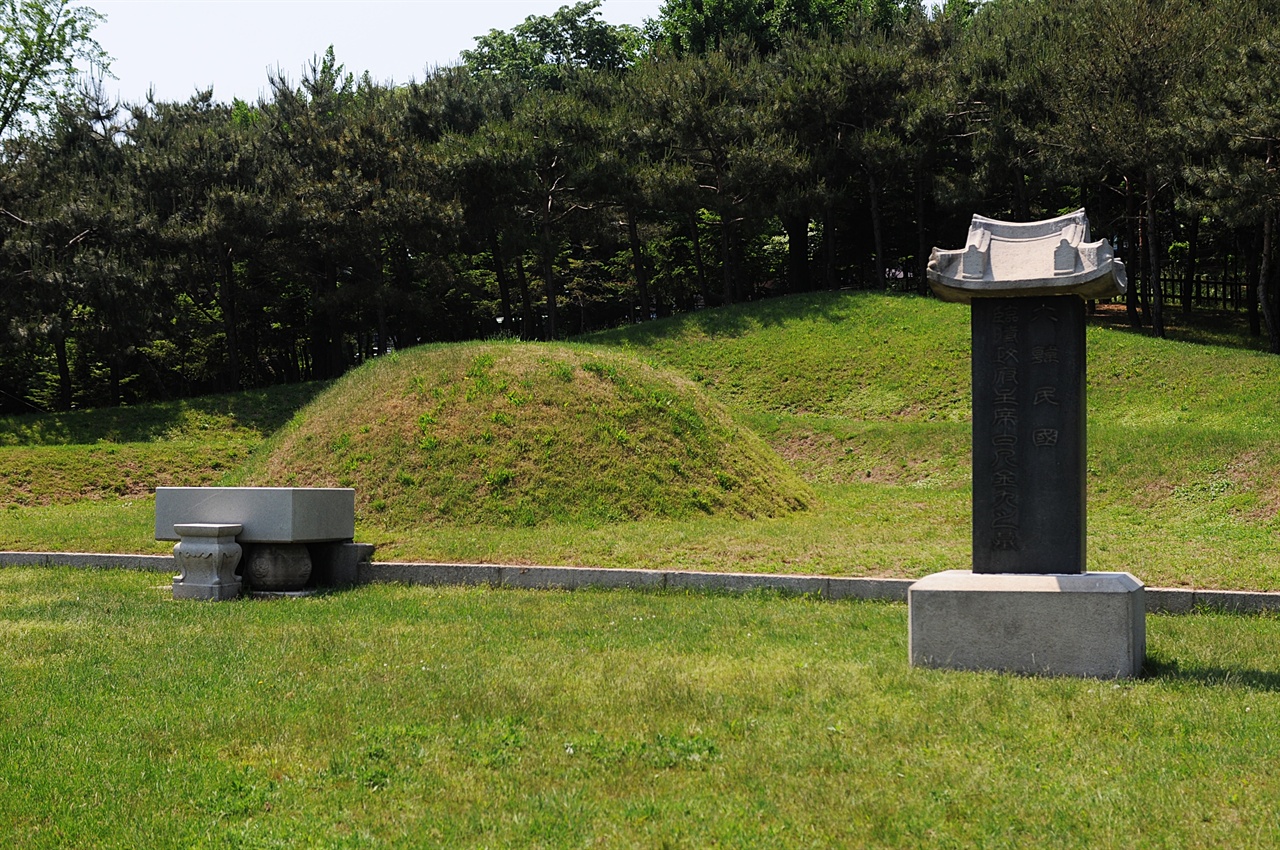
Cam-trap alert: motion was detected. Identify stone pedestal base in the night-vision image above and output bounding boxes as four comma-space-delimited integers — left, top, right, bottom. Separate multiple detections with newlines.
908, 570, 1145, 678
173, 523, 243, 601
243, 543, 312, 592
309, 542, 375, 587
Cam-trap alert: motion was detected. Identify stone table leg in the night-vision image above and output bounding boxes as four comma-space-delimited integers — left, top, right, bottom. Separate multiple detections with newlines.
172, 523, 244, 601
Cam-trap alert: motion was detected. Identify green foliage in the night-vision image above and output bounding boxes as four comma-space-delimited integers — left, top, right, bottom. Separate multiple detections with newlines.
0, 0, 106, 138
461, 0, 643, 88
653, 0, 914, 56
4, 0, 1280, 413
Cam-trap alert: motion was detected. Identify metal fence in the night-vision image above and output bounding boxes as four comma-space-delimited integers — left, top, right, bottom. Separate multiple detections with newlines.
1122, 274, 1252, 312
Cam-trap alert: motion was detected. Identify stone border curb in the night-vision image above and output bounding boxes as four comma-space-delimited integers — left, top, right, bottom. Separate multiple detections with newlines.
362, 562, 913, 601
0, 551, 175, 571
1, 551, 1278, 614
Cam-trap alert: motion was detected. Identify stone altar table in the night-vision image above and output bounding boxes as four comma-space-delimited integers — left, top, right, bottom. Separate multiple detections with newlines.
156, 486, 371, 599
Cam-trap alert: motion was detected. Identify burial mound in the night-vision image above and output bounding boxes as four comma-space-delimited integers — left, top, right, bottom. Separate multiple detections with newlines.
243, 342, 813, 527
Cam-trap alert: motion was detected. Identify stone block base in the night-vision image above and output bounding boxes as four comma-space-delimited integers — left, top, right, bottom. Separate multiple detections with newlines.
908, 570, 1145, 678
173, 579, 244, 601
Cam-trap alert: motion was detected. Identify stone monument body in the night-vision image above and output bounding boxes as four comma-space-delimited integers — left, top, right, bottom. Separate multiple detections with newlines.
909, 209, 1145, 677
970, 295, 1085, 574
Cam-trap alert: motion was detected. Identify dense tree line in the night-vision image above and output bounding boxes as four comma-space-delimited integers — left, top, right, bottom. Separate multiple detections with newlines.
3, 0, 1280, 412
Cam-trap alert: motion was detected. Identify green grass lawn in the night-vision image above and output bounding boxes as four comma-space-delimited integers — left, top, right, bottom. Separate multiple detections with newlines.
4, 296, 1280, 847
3, 567, 1280, 848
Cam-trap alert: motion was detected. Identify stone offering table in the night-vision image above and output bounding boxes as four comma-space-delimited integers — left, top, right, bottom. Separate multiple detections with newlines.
156, 487, 372, 599
910, 209, 1145, 678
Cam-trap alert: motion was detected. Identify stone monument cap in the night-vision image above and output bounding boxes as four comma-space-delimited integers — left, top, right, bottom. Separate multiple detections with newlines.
927, 208, 1127, 303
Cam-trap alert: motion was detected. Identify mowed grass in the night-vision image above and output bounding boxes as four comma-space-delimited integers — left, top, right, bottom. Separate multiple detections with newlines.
4, 299, 1280, 848
2, 291, 1280, 588
3, 568, 1280, 848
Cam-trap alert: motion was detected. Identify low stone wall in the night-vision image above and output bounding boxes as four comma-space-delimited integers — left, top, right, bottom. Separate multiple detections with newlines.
0, 551, 1275, 615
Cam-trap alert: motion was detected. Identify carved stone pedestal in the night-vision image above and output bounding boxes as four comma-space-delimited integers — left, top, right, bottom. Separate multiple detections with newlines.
172, 523, 243, 601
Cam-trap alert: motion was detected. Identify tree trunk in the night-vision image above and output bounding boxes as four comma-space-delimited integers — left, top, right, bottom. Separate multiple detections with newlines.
108, 357, 121, 408
1145, 172, 1165, 339
823, 206, 838, 290
719, 213, 734, 305
377, 300, 390, 354
867, 169, 885, 288
915, 165, 932, 296
1014, 167, 1031, 220
783, 214, 809, 294
687, 212, 711, 308
540, 216, 557, 341
488, 229, 514, 329
220, 250, 240, 390
626, 209, 652, 321
308, 258, 346, 380
1245, 229, 1261, 337
1181, 214, 1198, 318
514, 253, 535, 341
52, 320, 72, 411
1260, 208, 1280, 354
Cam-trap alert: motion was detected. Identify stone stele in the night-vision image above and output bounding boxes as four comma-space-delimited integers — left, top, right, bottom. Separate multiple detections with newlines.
909, 210, 1144, 678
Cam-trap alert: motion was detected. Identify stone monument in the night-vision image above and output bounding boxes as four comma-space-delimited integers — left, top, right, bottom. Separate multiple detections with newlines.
909, 209, 1145, 678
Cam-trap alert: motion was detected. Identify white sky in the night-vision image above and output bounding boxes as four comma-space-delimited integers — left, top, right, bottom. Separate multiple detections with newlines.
92, 0, 666, 106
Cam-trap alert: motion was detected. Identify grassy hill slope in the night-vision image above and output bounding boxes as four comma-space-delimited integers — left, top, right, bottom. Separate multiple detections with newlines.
0, 383, 327, 508
590, 291, 1280, 434
2, 291, 1280, 588
589, 292, 972, 420
588, 291, 1280, 587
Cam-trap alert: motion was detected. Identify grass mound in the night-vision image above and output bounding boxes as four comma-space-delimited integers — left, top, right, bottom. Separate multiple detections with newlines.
240, 342, 813, 527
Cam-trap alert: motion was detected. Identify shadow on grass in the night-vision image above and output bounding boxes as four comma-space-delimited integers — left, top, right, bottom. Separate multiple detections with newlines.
1144, 654, 1280, 691
586, 288, 927, 345
0, 381, 332, 446
1088, 302, 1268, 353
